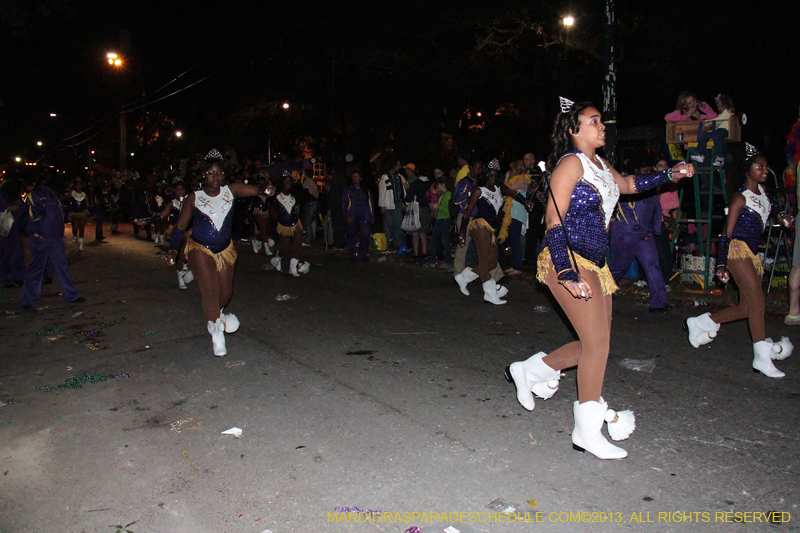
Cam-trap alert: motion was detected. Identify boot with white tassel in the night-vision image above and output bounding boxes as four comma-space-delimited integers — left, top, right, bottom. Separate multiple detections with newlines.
572, 398, 634, 460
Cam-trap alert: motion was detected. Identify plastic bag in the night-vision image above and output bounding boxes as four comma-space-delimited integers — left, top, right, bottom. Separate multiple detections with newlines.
370, 233, 387, 251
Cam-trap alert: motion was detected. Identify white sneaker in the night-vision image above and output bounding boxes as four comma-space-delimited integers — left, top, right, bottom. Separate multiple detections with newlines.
252, 239, 262, 253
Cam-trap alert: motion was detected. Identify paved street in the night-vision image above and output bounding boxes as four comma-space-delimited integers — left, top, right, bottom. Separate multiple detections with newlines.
1, 226, 798, 533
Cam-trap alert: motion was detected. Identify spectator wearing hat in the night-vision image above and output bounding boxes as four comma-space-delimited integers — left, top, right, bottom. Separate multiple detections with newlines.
454, 150, 471, 185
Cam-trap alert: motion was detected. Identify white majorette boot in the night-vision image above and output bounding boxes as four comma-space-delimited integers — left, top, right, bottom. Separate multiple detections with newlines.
572, 398, 634, 460
504, 352, 562, 411
179, 264, 194, 286
685, 312, 720, 348
753, 340, 785, 378
497, 284, 509, 298
252, 239, 262, 254
78, 237, 84, 251
264, 240, 273, 256
454, 266, 479, 296
220, 308, 240, 333
765, 337, 793, 360
289, 258, 300, 277
271, 255, 282, 271
483, 279, 507, 305
177, 270, 187, 289
207, 318, 226, 356
297, 261, 310, 274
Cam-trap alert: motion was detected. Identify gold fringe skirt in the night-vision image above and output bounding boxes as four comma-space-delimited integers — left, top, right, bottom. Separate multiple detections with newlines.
537, 247, 618, 296
70, 210, 89, 221
185, 239, 237, 271
253, 209, 270, 217
277, 221, 303, 237
728, 239, 763, 276
467, 218, 496, 245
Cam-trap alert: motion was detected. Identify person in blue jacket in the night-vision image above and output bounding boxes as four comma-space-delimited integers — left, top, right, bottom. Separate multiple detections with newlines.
343, 171, 374, 262
19, 174, 85, 310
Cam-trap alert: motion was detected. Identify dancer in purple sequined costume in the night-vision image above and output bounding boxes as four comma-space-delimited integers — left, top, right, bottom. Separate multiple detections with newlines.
505, 99, 694, 460
686, 143, 793, 378
165, 150, 275, 356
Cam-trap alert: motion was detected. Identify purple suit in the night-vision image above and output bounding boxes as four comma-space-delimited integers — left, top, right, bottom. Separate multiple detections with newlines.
19, 186, 80, 307
609, 193, 669, 309
343, 184, 374, 260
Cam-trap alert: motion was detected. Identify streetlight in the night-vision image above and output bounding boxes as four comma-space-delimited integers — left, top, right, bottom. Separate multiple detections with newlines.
107, 52, 122, 67
49, 113, 57, 117
168, 131, 183, 168
107, 51, 128, 172
282, 102, 290, 110
562, 15, 575, 26
14, 157, 21, 163
36, 141, 43, 146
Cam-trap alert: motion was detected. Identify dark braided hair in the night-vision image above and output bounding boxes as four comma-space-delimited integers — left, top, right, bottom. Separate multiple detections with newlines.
727, 145, 766, 196
550, 101, 596, 163
202, 157, 224, 173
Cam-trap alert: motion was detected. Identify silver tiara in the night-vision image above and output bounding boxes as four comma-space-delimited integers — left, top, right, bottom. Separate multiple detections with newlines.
487, 158, 500, 170
205, 148, 223, 160
559, 97, 574, 113
745, 142, 759, 159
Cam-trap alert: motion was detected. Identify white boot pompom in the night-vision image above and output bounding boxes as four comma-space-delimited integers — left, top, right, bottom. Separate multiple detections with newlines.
605, 408, 636, 441
221, 309, 240, 333
770, 337, 793, 360
531, 378, 562, 400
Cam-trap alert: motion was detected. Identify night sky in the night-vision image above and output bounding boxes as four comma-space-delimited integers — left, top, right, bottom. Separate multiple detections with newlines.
2, 0, 799, 173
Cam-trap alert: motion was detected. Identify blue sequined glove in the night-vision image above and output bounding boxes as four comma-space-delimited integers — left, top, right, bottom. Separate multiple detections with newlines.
169, 228, 185, 252
546, 225, 580, 284
634, 171, 672, 193
716, 235, 730, 268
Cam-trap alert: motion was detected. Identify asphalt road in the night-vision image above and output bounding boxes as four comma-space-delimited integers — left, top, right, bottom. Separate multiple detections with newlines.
0, 225, 798, 533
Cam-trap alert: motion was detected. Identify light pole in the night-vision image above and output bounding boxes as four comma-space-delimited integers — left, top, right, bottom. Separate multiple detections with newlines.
561, 15, 575, 59
602, 0, 618, 167
268, 102, 290, 163
107, 52, 126, 172
168, 131, 182, 169
168, 130, 182, 151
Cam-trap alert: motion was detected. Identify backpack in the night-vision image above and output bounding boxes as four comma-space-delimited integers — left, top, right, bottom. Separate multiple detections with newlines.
448, 193, 460, 220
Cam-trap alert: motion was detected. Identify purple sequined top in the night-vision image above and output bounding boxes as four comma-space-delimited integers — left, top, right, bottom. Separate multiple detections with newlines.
190, 186, 235, 254
556, 151, 620, 267
191, 205, 233, 253
275, 195, 300, 227
730, 185, 777, 254
562, 181, 613, 266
